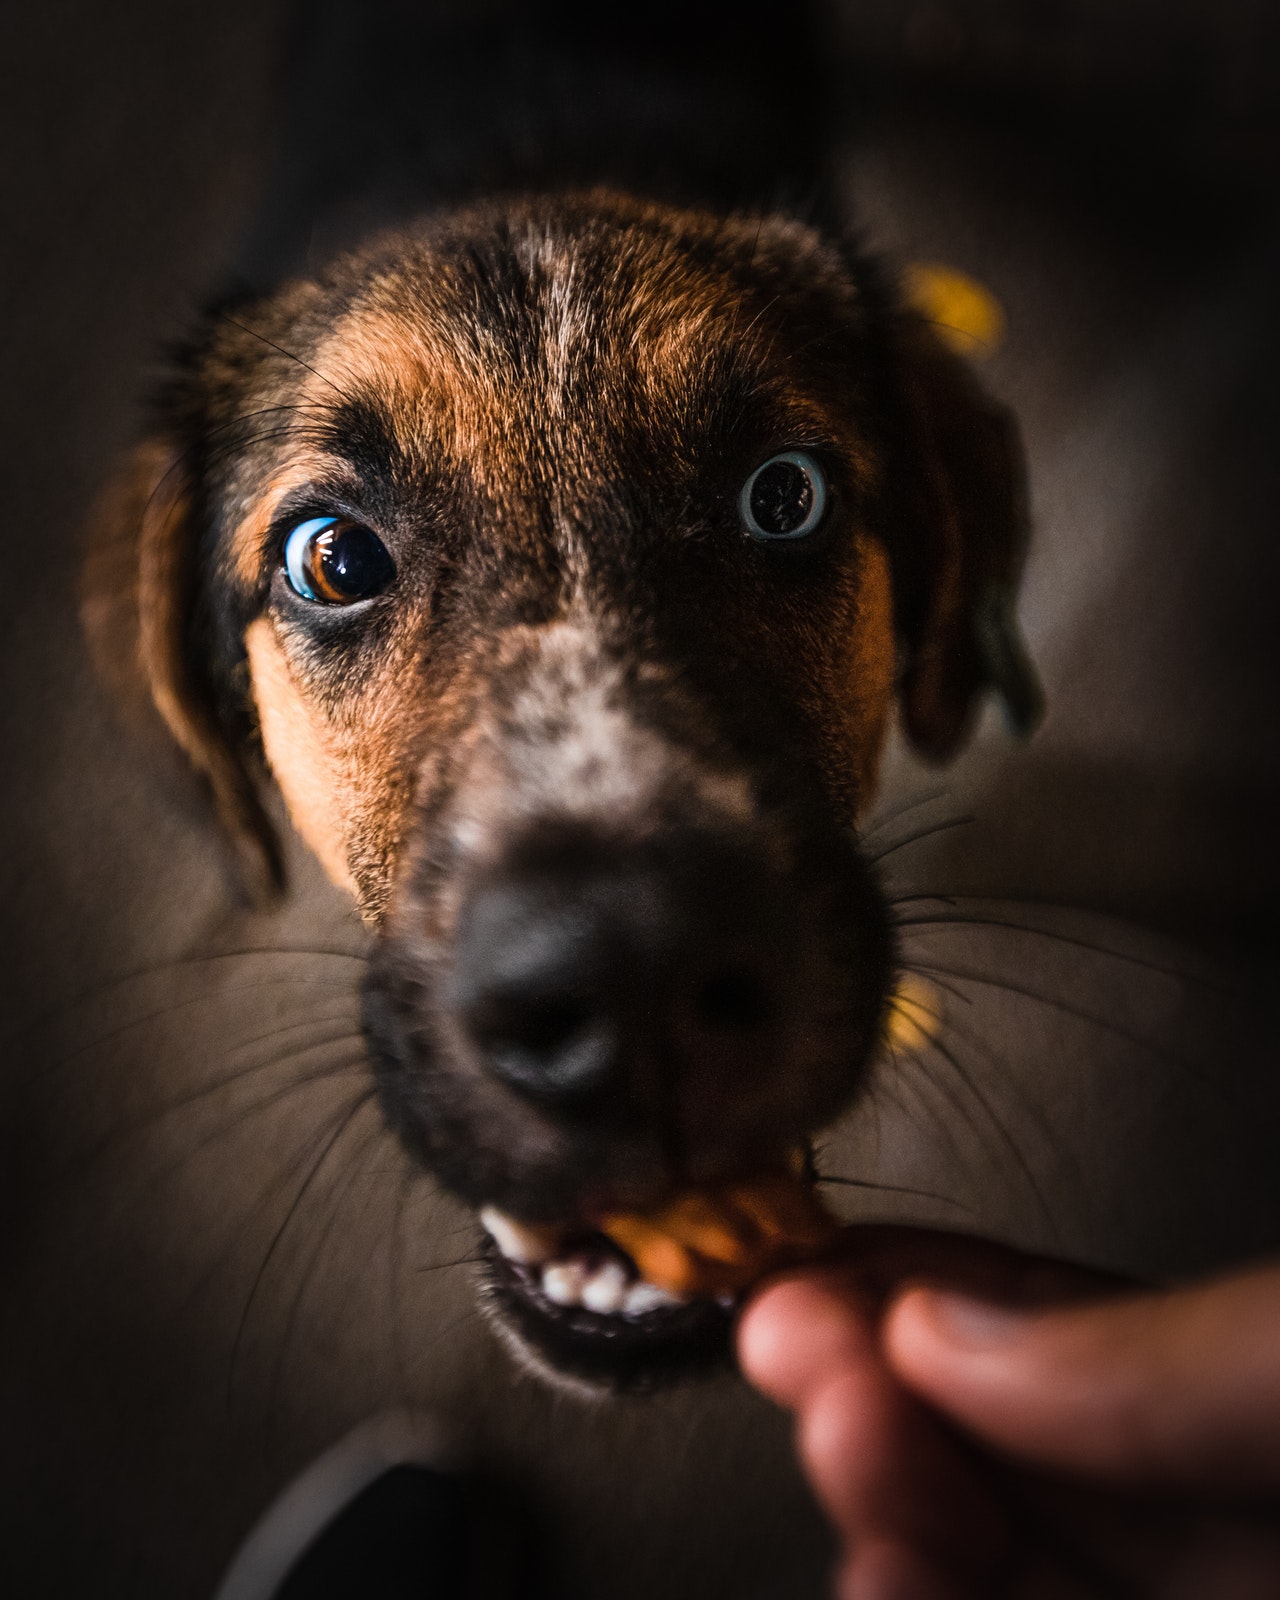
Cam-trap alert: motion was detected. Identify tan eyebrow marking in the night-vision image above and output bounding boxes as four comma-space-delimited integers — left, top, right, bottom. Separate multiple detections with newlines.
227, 452, 341, 591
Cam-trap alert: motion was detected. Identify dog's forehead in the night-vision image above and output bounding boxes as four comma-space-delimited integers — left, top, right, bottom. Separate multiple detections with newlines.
298, 206, 861, 472
212, 201, 875, 594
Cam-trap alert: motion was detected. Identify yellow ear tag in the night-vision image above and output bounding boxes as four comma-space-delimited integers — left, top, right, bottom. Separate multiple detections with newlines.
901, 263, 1006, 359
885, 972, 942, 1053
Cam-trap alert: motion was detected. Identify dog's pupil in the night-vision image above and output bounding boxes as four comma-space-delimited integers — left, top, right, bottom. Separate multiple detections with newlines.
749, 460, 813, 536
316, 522, 395, 599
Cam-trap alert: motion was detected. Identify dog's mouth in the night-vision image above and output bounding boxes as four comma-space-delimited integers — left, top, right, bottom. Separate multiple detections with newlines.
475, 1205, 737, 1392
471, 1161, 842, 1391
364, 807, 895, 1391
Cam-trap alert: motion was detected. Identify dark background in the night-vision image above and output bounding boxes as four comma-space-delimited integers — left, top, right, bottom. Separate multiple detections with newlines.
1, 3, 1278, 1595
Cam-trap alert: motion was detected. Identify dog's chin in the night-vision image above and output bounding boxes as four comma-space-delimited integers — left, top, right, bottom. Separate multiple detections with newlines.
473, 1230, 736, 1397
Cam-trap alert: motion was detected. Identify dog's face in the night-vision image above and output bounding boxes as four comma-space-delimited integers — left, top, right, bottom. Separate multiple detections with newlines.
88, 192, 1033, 1390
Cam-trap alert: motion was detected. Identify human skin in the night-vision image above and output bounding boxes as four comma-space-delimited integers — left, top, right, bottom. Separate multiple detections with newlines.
737, 1231, 1280, 1598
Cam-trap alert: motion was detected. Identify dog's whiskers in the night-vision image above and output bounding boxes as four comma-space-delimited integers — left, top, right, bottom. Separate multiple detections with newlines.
16, 978, 365, 1094
876, 1038, 977, 1176
386, 1164, 419, 1400
227, 1084, 378, 1416
86, 1051, 371, 1221
265, 1113, 387, 1425
811, 1170, 975, 1214
140, 399, 346, 524
71, 1018, 365, 1175
153, 1053, 374, 1347
902, 956, 1231, 1103
4, 944, 366, 1058
905, 990, 1096, 1225
892, 900, 1233, 992
865, 813, 975, 867
880, 1003, 1062, 1239
216, 313, 356, 403
935, 1036, 1049, 1221
415, 1251, 487, 1274
859, 788, 953, 843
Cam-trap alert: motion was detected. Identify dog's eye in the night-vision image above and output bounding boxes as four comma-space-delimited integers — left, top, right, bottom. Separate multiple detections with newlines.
739, 451, 828, 541
283, 516, 396, 604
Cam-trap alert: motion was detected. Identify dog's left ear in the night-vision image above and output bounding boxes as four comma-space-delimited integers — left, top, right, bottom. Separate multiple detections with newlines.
82, 435, 284, 900
881, 313, 1044, 762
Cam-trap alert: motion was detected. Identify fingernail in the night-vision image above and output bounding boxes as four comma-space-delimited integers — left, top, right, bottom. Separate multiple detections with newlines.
919, 1290, 1029, 1347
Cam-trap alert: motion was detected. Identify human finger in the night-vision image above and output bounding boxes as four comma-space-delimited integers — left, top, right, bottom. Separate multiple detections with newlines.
883, 1265, 1280, 1493
739, 1274, 1006, 1588
737, 1271, 879, 1411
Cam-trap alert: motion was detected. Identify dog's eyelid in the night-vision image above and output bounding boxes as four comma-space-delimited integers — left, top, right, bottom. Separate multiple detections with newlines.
727, 434, 842, 479
266, 491, 369, 541
262, 490, 397, 569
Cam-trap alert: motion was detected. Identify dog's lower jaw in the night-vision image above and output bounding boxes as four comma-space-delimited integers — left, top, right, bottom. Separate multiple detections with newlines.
474, 1235, 736, 1399
364, 999, 740, 1395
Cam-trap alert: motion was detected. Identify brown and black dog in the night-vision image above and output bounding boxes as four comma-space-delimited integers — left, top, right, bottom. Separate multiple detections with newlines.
84, 5, 1039, 1391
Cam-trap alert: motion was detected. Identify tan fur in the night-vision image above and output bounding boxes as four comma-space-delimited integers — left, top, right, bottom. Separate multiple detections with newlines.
244, 618, 357, 896
245, 613, 430, 917
826, 532, 897, 808
229, 454, 340, 591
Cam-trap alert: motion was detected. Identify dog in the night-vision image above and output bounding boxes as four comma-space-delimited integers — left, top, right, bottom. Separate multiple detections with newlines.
83, 3, 1040, 1393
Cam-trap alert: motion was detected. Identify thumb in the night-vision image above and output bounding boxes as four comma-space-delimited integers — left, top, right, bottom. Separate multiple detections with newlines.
882, 1264, 1280, 1495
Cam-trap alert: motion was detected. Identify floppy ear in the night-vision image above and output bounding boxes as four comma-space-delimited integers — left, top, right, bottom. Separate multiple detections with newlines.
882, 313, 1044, 761
82, 435, 284, 900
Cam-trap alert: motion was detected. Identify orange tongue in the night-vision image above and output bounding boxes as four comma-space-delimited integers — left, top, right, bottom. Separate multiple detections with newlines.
599, 1173, 840, 1298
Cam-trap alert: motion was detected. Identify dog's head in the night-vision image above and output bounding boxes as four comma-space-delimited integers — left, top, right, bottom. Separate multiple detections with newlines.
86, 192, 1036, 1390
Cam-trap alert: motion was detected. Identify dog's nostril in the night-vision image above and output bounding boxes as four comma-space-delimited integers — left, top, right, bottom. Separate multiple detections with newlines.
510, 997, 590, 1055
693, 967, 772, 1031
474, 990, 592, 1059
474, 991, 618, 1105
455, 922, 622, 1104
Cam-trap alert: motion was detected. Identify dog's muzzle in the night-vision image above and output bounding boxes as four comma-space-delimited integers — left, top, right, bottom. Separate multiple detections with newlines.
360, 627, 893, 1387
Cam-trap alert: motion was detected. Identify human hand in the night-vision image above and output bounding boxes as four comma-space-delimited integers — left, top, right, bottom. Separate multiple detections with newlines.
737, 1228, 1280, 1598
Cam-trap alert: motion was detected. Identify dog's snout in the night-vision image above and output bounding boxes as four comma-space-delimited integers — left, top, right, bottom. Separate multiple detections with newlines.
451, 878, 627, 1103
449, 834, 786, 1108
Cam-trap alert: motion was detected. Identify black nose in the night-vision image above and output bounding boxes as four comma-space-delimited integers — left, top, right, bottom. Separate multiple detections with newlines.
448, 834, 786, 1106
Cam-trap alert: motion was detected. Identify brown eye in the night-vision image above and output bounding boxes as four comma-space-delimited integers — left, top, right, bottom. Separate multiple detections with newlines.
283, 516, 396, 604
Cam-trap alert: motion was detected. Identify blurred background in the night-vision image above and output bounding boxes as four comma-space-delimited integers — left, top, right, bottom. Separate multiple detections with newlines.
1, 3, 1278, 1595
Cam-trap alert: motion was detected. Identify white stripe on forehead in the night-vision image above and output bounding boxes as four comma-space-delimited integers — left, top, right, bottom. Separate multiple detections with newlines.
515, 228, 590, 421
512, 227, 607, 601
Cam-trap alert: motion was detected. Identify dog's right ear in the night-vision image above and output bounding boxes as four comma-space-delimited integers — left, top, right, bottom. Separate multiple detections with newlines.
82, 435, 284, 901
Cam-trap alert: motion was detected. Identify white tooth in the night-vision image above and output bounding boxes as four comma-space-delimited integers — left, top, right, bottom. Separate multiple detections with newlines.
580, 1259, 629, 1314
479, 1206, 556, 1265
622, 1280, 685, 1316
542, 1261, 587, 1306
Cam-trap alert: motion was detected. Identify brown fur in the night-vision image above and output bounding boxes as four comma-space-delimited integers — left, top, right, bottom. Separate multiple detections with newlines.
83, 187, 1037, 1385
87, 192, 1029, 915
